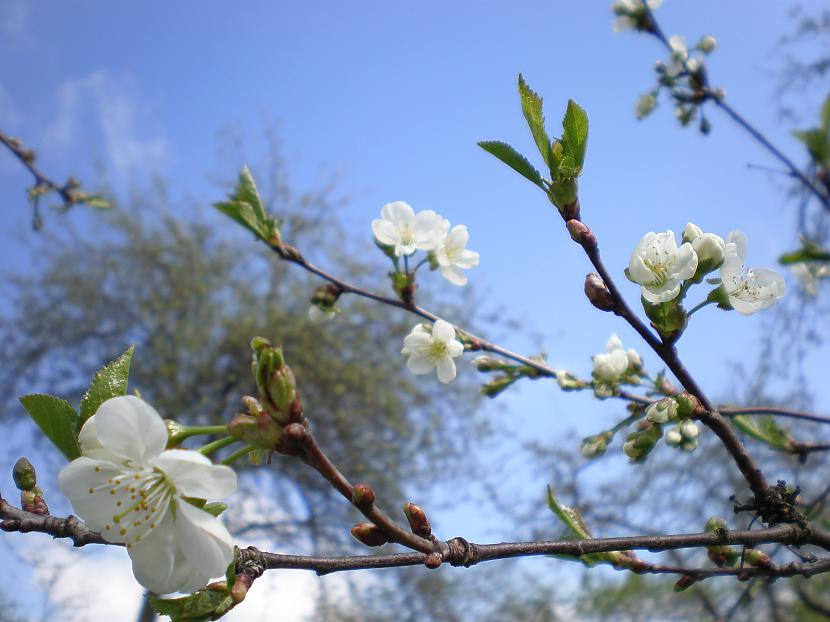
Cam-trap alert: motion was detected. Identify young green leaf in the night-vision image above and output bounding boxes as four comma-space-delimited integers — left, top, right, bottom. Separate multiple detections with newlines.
19, 394, 81, 461
79, 346, 135, 422
561, 99, 589, 173
213, 166, 270, 239
478, 141, 545, 189
518, 74, 553, 169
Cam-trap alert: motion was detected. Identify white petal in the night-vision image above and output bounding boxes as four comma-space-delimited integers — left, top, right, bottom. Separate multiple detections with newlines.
432, 319, 456, 343
94, 396, 169, 464
78, 418, 123, 461
435, 357, 457, 384
403, 331, 432, 355
381, 201, 414, 227
129, 512, 177, 594
174, 500, 235, 587
151, 450, 237, 500
628, 254, 654, 285
720, 250, 743, 285
672, 242, 698, 279
642, 280, 681, 303
726, 230, 747, 262
59, 458, 128, 531
446, 340, 464, 358
605, 334, 624, 353
445, 224, 469, 248
406, 353, 435, 374
440, 264, 468, 286
371, 219, 399, 246
454, 249, 480, 269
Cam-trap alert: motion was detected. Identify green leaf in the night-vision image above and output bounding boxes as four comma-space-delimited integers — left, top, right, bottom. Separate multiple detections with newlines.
213, 166, 271, 239
821, 93, 830, 133
149, 589, 234, 621
19, 394, 81, 460
478, 141, 545, 189
77, 193, 114, 209
731, 415, 792, 451
546, 485, 591, 540
561, 99, 589, 173
518, 74, 553, 169
779, 244, 830, 265
80, 346, 135, 422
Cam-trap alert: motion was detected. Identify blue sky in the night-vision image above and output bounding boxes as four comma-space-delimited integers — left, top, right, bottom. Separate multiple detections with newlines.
1, 0, 828, 619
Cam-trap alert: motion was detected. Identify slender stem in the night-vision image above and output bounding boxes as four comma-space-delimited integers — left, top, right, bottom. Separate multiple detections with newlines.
687, 299, 715, 317
221, 444, 256, 465
196, 436, 237, 456
269, 243, 557, 378
413, 257, 429, 273
720, 406, 830, 426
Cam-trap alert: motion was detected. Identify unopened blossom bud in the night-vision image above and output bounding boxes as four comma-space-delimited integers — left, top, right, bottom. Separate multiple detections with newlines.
584, 273, 615, 312
743, 548, 771, 568
646, 397, 678, 424
698, 35, 717, 54
626, 349, 642, 371
481, 375, 515, 398
679, 420, 700, 440
351, 522, 390, 547
231, 574, 255, 604
424, 552, 443, 569
674, 575, 697, 592
242, 395, 263, 416
708, 544, 739, 568
566, 219, 595, 248
623, 424, 663, 462
675, 392, 702, 417
681, 437, 699, 452
21, 487, 48, 515
705, 516, 728, 533
682, 222, 703, 245
557, 371, 587, 391
250, 337, 301, 424
227, 411, 283, 448
655, 375, 674, 395
665, 428, 683, 447
404, 503, 432, 538
635, 93, 657, 119
352, 484, 376, 509
471, 355, 505, 372
581, 433, 610, 459
12, 457, 36, 491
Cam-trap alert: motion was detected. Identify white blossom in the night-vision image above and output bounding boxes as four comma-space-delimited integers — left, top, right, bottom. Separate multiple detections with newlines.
436, 225, 480, 286
668, 35, 688, 61
611, 0, 662, 32
401, 320, 464, 384
308, 304, 336, 323
646, 397, 678, 424
59, 396, 237, 594
665, 428, 683, 446
679, 420, 700, 439
371, 201, 447, 257
789, 262, 829, 296
698, 35, 717, 54
720, 231, 786, 315
628, 230, 698, 303
592, 334, 633, 382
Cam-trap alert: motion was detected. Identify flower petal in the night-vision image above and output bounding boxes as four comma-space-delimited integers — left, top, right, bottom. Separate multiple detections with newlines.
431, 319, 456, 343
381, 201, 414, 227
672, 242, 698, 280
406, 354, 435, 374
129, 511, 178, 594
455, 249, 480, 269
642, 280, 681, 303
152, 450, 237, 500
446, 340, 464, 358
93, 396, 169, 464
435, 357, 457, 384
440, 264, 468, 286
371, 219, 399, 246
174, 500, 235, 587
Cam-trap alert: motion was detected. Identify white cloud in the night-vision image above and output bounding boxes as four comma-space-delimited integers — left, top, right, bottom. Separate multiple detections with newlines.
45, 70, 167, 181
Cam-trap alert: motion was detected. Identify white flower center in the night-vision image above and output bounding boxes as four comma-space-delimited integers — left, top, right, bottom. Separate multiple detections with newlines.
429, 341, 449, 360
643, 258, 669, 285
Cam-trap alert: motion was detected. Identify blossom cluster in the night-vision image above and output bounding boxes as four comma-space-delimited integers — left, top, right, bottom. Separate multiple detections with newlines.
372, 201, 480, 286
627, 223, 786, 315
591, 333, 643, 393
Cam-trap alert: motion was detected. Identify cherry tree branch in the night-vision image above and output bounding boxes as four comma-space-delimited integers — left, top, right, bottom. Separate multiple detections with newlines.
269, 242, 557, 378
5, 494, 830, 583
639, 4, 830, 210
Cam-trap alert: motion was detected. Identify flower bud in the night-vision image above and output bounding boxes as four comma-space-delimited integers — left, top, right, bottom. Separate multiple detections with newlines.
635, 93, 657, 120
698, 35, 717, 54
682, 222, 703, 245
404, 503, 432, 538
21, 487, 48, 515
227, 412, 283, 449
231, 574, 254, 604
623, 424, 663, 462
708, 544, 739, 567
481, 375, 515, 398
584, 273, 615, 312
675, 392, 701, 417
679, 420, 700, 440
557, 371, 586, 391
665, 428, 683, 447
646, 397, 678, 424
351, 522, 390, 547
581, 433, 610, 459
704, 516, 727, 533
743, 548, 771, 568
250, 337, 300, 424
12, 457, 36, 491
471, 355, 505, 372
626, 349, 642, 372
352, 484, 376, 509
424, 552, 442, 569
566, 220, 595, 248
674, 575, 697, 592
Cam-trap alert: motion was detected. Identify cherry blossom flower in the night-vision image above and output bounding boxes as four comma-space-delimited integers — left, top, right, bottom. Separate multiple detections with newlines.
592, 334, 638, 382
435, 225, 480, 286
371, 201, 447, 257
627, 230, 698, 303
59, 396, 237, 594
401, 320, 464, 384
720, 231, 786, 315
611, 0, 662, 32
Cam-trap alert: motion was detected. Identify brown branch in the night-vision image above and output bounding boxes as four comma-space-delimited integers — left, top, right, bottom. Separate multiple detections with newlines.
720, 406, 830, 426
267, 242, 557, 379
0, 493, 111, 547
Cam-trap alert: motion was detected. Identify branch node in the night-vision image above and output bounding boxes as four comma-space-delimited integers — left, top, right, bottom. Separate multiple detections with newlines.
445, 537, 480, 568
